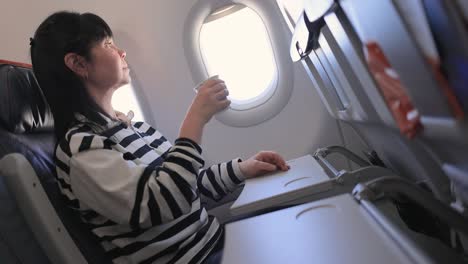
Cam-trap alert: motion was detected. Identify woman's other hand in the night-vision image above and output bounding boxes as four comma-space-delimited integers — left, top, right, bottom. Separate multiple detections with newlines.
239, 151, 290, 179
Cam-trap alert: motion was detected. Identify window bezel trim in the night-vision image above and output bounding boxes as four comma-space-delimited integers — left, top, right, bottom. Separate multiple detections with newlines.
184, 0, 294, 127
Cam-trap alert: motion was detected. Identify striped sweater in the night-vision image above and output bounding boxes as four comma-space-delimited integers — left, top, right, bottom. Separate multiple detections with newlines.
55, 113, 244, 264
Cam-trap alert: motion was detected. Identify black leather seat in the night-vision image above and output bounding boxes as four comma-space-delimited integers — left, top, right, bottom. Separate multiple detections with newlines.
0, 60, 112, 264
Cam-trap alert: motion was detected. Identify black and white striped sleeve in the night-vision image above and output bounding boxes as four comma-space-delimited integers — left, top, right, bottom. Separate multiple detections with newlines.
197, 158, 245, 201
68, 134, 204, 230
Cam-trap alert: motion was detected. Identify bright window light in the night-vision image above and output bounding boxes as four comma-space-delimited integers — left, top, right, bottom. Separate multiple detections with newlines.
199, 5, 277, 106
277, 0, 304, 26
112, 83, 145, 122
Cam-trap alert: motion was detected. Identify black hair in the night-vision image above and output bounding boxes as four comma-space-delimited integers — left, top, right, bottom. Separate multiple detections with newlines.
30, 11, 114, 140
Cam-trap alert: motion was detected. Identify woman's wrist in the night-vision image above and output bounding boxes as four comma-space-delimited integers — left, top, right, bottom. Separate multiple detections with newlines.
237, 160, 248, 180
179, 112, 205, 145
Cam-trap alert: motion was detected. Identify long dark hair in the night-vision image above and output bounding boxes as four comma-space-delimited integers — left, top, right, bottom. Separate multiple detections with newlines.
30, 11, 114, 140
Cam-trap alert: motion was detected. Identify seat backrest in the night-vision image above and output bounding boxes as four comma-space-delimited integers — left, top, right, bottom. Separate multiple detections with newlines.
0, 60, 112, 264
291, 0, 468, 252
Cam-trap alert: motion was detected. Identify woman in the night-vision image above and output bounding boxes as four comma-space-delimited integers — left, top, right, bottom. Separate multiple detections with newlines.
30, 11, 289, 264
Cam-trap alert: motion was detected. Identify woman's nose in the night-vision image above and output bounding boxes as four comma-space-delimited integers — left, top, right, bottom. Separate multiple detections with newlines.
119, 49, 126, 59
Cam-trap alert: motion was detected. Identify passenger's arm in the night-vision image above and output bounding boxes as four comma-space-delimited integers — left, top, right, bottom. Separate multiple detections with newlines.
197, 151, 289, 201
179, 78, 230, 145
69, 137, 204, 229
197, 158, 245, 201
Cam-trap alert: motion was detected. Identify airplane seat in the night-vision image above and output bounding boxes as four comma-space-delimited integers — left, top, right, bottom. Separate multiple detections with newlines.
0, 60, 112, 264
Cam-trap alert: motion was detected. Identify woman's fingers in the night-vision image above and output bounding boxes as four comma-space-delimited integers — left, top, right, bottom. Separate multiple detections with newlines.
258, 151, 289, 171
214, 87, 229, 100
203, 78, 224, 88
275, 153, 289, 170
211, 82, 227, 94
206, 80, 225, 93
257, 161, 277, 172
217, 98, 231, 110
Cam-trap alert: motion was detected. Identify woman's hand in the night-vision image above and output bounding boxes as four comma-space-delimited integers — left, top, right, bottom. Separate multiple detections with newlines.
179, 78, 230, 144
188, 78, 230, 125
239, 151, 290, 179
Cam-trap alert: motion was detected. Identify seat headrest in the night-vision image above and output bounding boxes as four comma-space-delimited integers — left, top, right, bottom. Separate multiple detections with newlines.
0, 60, 54, 134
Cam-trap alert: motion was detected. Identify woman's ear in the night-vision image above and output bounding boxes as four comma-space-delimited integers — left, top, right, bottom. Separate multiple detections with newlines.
64, 53, 88, 79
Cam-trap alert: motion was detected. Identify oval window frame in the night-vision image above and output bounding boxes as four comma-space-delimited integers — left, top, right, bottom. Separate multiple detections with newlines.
184, 0, 294, 127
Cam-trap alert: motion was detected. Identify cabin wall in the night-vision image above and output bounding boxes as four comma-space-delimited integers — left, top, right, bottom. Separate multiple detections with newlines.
0, 0, 347, 166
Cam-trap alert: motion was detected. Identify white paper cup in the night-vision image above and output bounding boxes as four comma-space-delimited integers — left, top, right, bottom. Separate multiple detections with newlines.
193, 75, 219, 93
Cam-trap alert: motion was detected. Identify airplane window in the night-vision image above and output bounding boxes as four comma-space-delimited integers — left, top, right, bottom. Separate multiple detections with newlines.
276, 0, 304, 27
112, 83, 145, 121
199, 5, 278, 110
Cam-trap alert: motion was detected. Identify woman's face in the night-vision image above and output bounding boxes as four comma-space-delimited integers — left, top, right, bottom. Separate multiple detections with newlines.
86, 37, 130, 91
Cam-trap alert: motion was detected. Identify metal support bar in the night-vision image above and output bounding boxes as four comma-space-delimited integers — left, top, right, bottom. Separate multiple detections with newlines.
314, 145, 371, 177
353, 176, 468, 237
